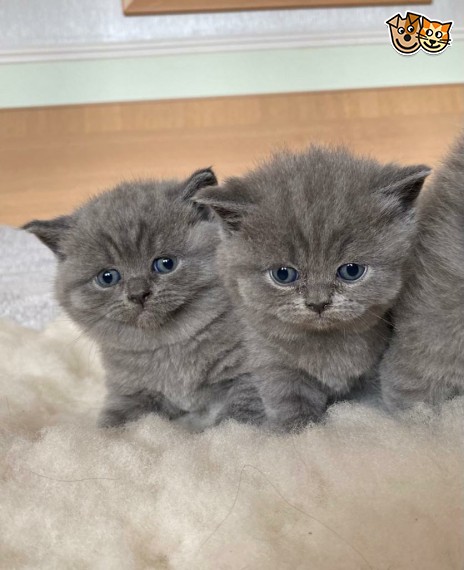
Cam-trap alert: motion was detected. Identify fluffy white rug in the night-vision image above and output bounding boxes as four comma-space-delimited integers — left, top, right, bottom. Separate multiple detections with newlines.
0, 317, 462, 570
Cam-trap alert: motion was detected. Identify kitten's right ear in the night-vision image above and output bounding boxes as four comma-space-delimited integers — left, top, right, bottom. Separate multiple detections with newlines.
193, 177, 256, 233
381, 164, 432, 210
22, 215, 73, 259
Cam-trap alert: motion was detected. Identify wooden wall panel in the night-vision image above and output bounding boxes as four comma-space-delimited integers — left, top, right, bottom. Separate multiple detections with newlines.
0, 84, 462, 226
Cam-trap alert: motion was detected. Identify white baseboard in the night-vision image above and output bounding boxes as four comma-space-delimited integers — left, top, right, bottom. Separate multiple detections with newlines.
1, 28, 463, 64
0, 38, 462, 109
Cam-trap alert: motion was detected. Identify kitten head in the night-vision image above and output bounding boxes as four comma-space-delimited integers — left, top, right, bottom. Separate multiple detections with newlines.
194, 147, 430, 335
23, 168, 220, 348
418, 17, 452, 54
386, 12, 421, 55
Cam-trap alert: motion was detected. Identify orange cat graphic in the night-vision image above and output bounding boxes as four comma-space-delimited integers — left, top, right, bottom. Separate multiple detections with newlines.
386, 12, 421, 55
418, 17, 452, 54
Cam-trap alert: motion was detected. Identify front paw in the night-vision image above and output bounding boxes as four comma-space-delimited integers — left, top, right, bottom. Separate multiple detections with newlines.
173, 412, 210, 433
98, 408, 130, 428
263, 412, 320, 434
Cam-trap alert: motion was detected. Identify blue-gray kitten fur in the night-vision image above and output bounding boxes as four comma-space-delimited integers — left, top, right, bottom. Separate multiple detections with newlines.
23, 169, 263, 429
380, 131, 464, 410
194, 147, 431, 431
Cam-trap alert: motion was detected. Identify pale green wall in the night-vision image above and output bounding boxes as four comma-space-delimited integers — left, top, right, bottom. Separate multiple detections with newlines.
1, 41, 463, 109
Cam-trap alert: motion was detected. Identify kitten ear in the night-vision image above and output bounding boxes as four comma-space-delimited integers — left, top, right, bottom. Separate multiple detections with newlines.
421, 16, 430, 26
441, 21, 453, 32
182, 167, 218, 201
380, 165, 431, 209
193, 177, 256, 232
22, 215, 73, 259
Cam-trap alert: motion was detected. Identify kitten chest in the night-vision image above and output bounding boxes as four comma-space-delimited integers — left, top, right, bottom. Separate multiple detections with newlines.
277, 324, 390, 394
106, 345, 210, 411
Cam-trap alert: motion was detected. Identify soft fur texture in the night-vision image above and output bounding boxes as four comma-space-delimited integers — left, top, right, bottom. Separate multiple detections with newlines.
195, 147, 431, 430
380, 131, 464, 409
0, 316, 462, 569
23, 170, 263, 429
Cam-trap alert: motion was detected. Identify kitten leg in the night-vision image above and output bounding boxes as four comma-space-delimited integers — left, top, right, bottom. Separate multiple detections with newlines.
219, 376, 266, 426
99, 390, 184, 428
175, 377, 265, 433
257, 367, 329, 433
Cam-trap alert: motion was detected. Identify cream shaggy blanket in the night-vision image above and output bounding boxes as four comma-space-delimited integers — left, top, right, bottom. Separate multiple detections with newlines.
0, 315, 462, 570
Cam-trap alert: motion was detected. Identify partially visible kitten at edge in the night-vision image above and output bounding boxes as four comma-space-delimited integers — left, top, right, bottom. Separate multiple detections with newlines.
23, 169, 264, 429
379, 131, 464, 410
194, 147, 431, 431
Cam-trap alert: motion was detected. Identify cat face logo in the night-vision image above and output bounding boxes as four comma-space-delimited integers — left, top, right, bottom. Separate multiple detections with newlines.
386, 12, 421, 55
418, 17, 452, 54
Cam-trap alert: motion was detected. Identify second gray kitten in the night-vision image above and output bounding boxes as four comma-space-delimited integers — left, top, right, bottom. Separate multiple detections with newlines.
379, 131, 464, 410
23, 169, 263, 429
195, 146, 431, 431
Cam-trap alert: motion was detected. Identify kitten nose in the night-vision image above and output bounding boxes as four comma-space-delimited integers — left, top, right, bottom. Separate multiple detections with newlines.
128, 290, 151, 306
404, 33, 411, 41
306, 301, 331, 315
429, 39, 436, 45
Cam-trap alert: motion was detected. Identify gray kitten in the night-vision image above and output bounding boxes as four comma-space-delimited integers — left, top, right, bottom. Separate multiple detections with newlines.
194, 147, 431, 431
23, 169, 263, 429
380, 132, 464, 410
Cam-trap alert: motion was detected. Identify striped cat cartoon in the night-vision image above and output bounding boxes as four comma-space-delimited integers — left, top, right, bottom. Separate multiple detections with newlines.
418, 17, 452, 54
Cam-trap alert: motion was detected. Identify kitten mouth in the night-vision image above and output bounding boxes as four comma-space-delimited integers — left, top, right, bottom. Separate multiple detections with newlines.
304, 313, 338, 330
135, 314, 156, 329
133, 302, 186, 329
105, 310, 155, 329
424, 41, 440, 49
134, 308, 166, 329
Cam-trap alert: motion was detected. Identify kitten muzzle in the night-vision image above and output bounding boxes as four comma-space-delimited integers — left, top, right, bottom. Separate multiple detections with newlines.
126, 277, 152, 307
306, 301, 331, 315
127, 290, 151, 306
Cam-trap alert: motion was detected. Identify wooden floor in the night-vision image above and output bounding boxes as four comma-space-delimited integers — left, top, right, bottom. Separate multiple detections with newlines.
0, 84, 463, 226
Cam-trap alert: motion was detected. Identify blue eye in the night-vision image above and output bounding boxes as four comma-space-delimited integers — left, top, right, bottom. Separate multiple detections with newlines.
270, 266, 299, 285
153, 257, 177, 274
96, 269, 121, 288
337, 263, 367, 282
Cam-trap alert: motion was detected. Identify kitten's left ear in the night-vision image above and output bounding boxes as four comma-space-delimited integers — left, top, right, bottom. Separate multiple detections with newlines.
381, 164, 431, 208
182, 167, 218, 201
22, 215, 73, 259
442, 21, 453, 32
193, 177, 256, 233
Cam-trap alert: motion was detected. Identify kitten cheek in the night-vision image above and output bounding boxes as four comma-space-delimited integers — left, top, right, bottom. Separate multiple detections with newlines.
235, 277, 264, 305
68, 285, 113, 312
